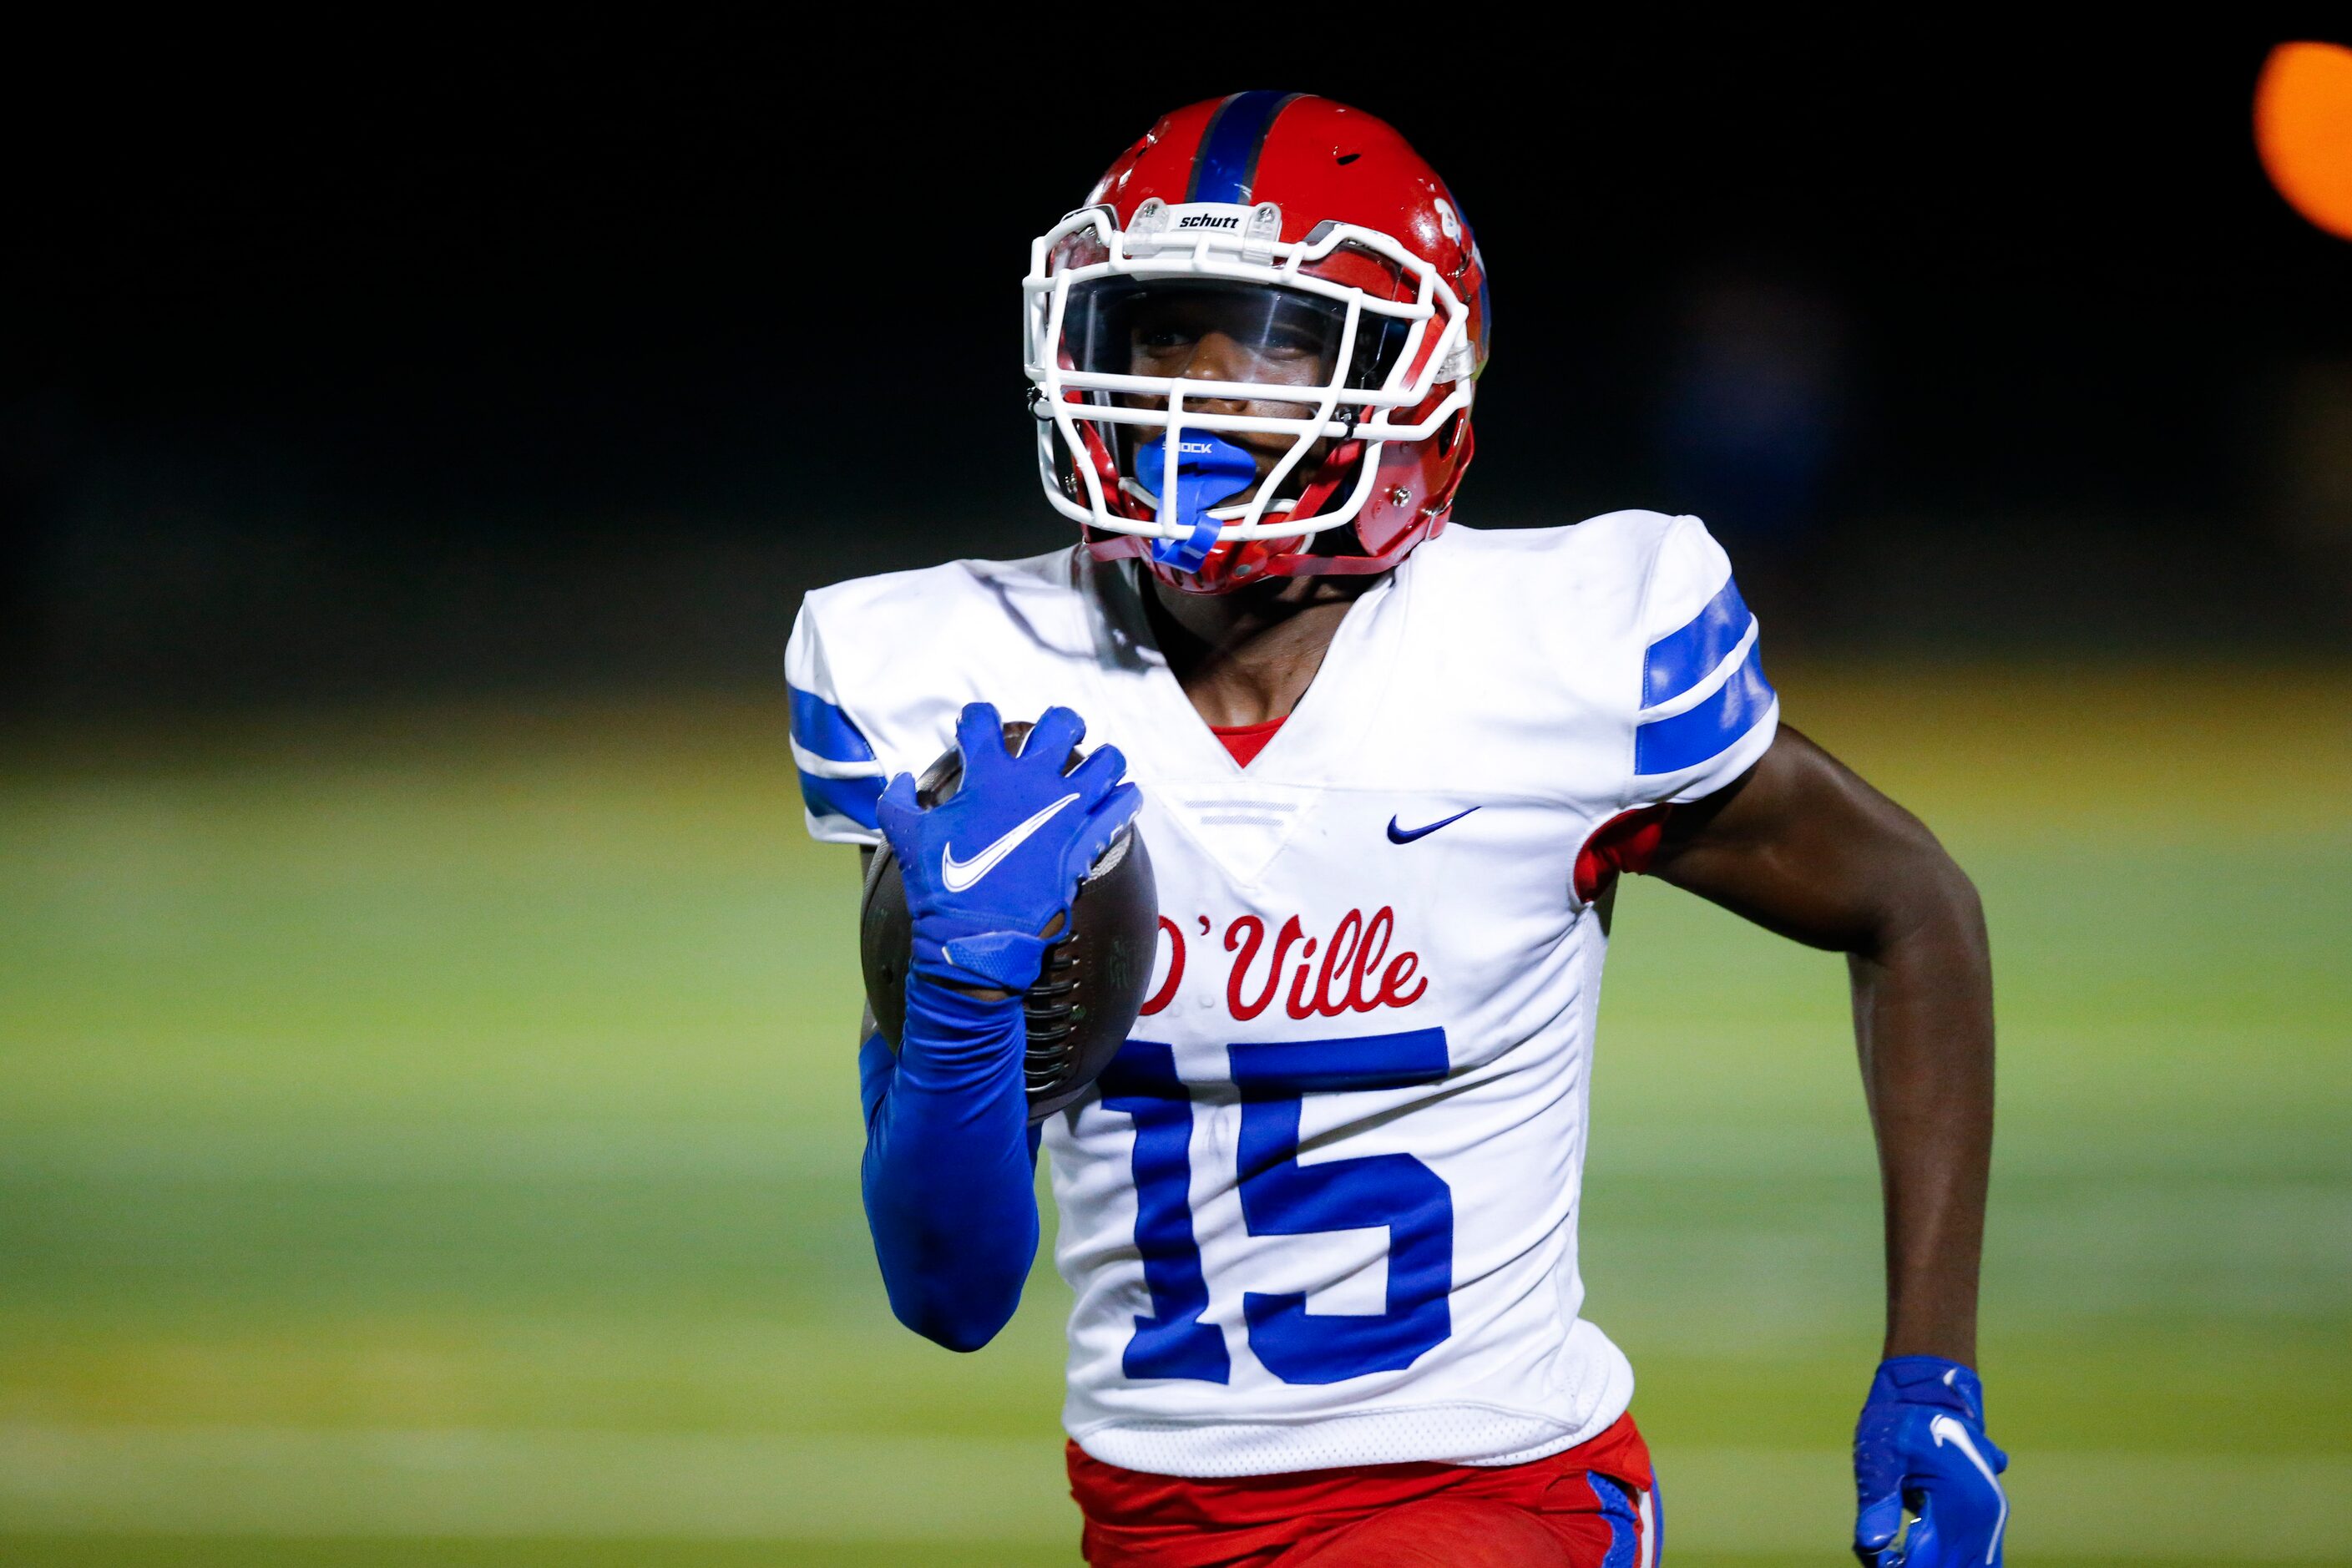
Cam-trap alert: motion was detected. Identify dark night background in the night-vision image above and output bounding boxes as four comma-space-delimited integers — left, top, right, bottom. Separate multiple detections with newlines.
3, 28, 2349, 1558
8, 21, 2349, 711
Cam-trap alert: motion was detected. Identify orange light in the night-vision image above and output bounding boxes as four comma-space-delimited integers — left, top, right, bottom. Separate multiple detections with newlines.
2255, 42, 2352, 241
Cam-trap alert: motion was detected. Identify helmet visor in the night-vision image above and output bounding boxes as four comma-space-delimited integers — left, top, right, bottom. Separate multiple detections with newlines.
1062, 277, 1411, 398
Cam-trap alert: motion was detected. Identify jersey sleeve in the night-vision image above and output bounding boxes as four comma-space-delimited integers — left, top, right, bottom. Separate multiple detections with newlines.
1626, 515, 1779, 806
785, 599, 886, 847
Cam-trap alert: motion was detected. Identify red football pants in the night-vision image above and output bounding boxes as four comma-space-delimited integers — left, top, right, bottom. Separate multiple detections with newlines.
1070, 1413, 1659, 1567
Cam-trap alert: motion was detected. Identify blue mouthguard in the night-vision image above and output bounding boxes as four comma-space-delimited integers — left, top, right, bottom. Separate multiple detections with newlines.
1135, 432, 1257, 573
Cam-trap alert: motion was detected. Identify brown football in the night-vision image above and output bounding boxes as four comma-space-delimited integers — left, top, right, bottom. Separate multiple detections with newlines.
859, 720, 1158, 1122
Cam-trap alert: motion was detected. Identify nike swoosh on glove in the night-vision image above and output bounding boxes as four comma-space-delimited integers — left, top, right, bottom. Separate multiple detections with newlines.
876, 702, 1141, 993
1854, 1356, 2010, 1568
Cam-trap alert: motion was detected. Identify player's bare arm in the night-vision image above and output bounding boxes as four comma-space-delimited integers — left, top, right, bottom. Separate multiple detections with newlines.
1649, 731, 2006, 1561
1650, 728, 1994, 1366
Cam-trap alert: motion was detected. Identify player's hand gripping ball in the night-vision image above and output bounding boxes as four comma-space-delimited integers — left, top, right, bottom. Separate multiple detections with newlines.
1853, 1357, 2010, 1568
862, 703, 1156, 1121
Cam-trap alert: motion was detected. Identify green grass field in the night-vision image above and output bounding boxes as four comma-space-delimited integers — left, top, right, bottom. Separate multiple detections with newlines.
2, 668, 2346, 1566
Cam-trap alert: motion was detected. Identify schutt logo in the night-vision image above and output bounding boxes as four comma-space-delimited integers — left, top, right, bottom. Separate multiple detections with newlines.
1141, 908, 1428, 1021
1176, 213, 1242, 230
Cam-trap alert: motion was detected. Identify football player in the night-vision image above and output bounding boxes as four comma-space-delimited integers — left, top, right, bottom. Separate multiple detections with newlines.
788, 93, 2006, 1567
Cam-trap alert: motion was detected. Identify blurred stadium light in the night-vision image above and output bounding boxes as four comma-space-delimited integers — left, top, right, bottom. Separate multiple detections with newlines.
2256, 41, 2352, 240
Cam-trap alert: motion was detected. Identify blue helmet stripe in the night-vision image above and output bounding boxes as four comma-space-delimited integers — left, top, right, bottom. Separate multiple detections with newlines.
1443, 190, 1490, 351
1634, 641, 1775, 776
1642, 575, 1755, 707
1187, 90, 1299, 204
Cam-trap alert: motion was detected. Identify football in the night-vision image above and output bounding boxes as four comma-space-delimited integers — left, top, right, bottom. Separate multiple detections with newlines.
859, 720, 1158, 1121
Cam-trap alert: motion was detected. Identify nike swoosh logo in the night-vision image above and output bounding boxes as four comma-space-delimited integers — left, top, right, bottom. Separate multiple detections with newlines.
1386, 807, 1479, 844
1929, 1414, 2008, 1565
941, 793, 1080, 892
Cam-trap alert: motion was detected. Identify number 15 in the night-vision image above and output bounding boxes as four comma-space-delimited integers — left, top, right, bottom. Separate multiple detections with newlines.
1096, 1028, 1454, 1386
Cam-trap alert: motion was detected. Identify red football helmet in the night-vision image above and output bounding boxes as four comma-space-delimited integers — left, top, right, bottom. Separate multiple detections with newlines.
1023, 94, 1490, 594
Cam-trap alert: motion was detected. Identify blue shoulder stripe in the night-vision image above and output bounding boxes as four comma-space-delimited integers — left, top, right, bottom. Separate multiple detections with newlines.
799, 768, 882, 830
1635, 641, 1775, 776
1188, 90, 1299, 204
788, 685, 877, 766
1643, 575, 1754, 707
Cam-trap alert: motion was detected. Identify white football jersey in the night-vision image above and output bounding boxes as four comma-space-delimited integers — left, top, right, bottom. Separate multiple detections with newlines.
785, 513, 1777, 1479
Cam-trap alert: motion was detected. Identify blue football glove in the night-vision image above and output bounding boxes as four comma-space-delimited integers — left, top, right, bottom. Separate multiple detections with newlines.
876, 702, 1141, 994
1854, 1357, 2010, 1567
